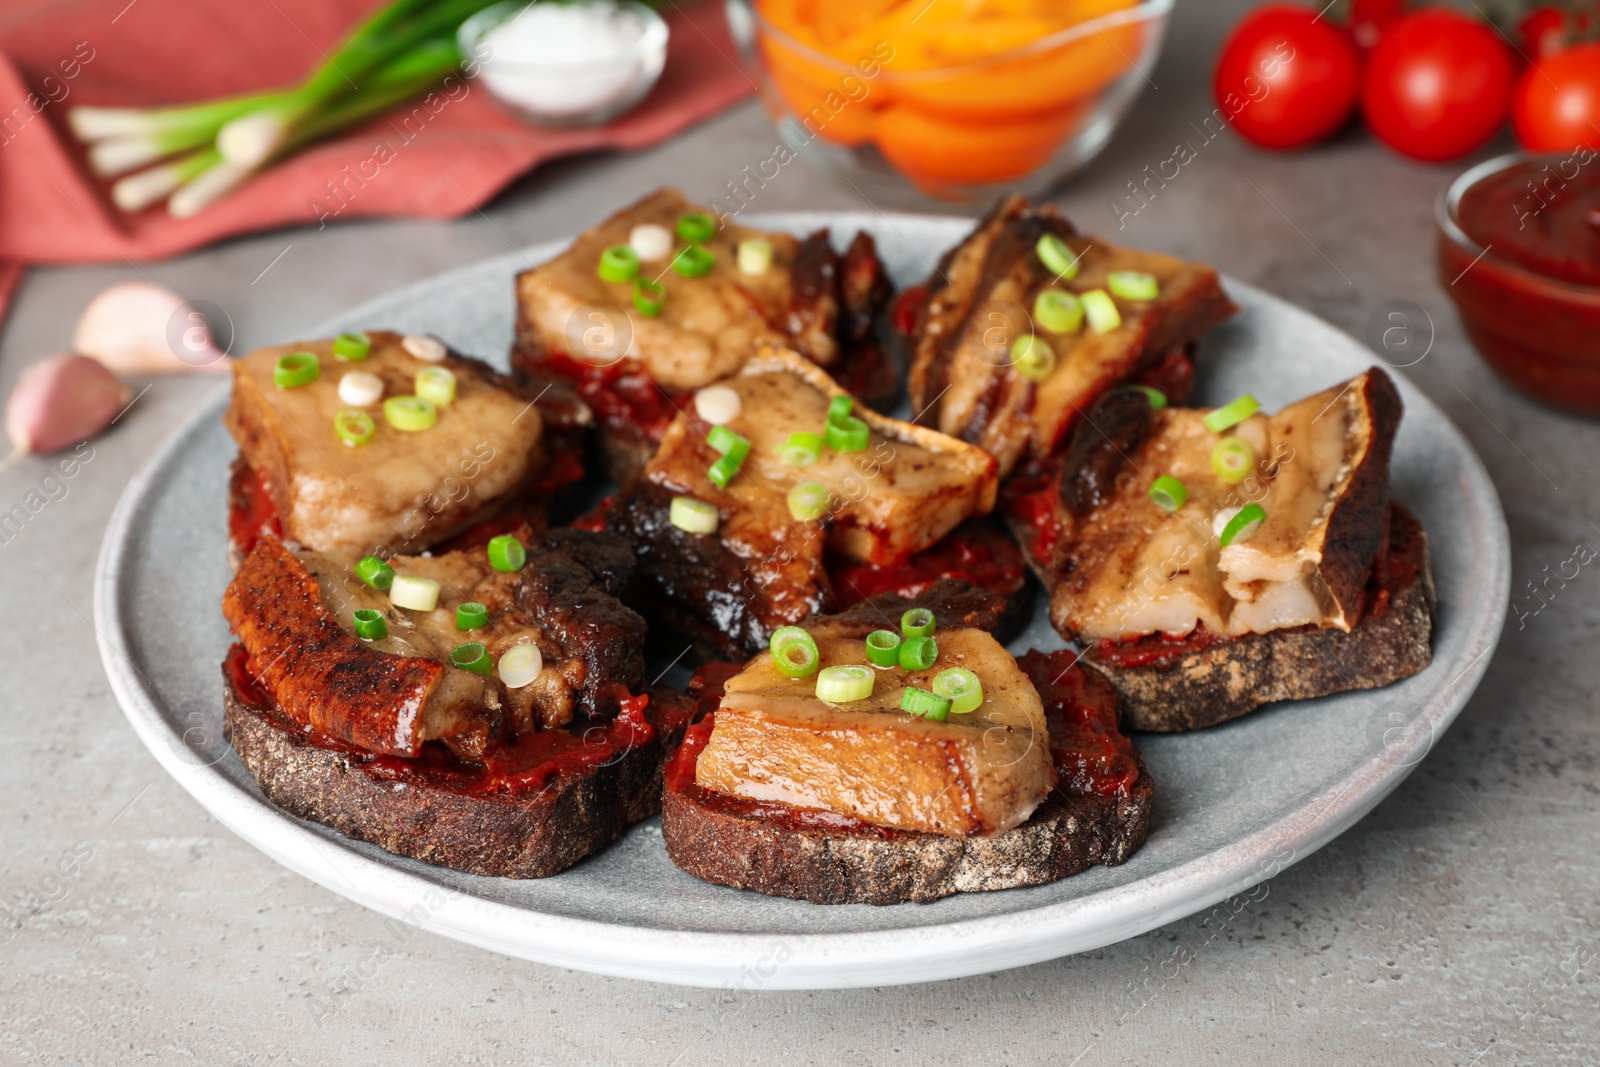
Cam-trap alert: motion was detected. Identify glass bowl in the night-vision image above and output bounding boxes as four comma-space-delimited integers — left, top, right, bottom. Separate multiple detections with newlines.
724, 0, 1172, 203
1437, 151, 1600, 417
459, 0, 669, 128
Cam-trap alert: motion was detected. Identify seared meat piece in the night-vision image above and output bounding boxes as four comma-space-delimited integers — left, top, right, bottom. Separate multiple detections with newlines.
511, 189, 897, 482
907, 195, 1237, 479
224, 330, 564, 559
607, 347, 998, 659
829, 577, 1016, 638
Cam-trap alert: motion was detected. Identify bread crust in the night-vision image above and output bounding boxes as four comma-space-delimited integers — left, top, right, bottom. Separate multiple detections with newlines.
223, 672, 693, 879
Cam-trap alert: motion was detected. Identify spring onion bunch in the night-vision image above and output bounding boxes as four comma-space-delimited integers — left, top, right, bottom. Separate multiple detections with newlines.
67, 0, 503, 217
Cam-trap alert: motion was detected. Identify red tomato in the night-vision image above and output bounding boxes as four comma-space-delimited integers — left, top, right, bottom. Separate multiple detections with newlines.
1361, 9, 1516, 162
1518, 7, 1569, 61
1214, 5, 1361, 149
1513, 44, 1600, 152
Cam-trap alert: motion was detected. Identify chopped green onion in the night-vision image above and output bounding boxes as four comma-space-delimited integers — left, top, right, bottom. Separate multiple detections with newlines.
932, 668, 983, 714
1211, 436, 1256, 484
672, 244, 715, 278
778, 431, 823, 467
274, 351, 319, 389
825, 415, 869, 453
707, 424, 751, 465
1036, 233, 1082, 280
769, 625, 820, 678
827, 395, 853, 424
401, 335, 445, 362
633, 278, 665, 318
900, 686, 951, 721
901, 607, 935, 639
1127, 385, 1167, 409
390, 574, 440, 612
352, 608, 386, 642
737, 237, 773, 276
456, 602, 488, 631
498, 642, 543, 689
450, 641, 493, 675
487, 534, 526, 573
898, 635, 938, 671
355, 556, 393, 591
1108, 271, 1160, 301
1148, 475, 1187, 512
333, 331, 371, 362
707, 453, 743, 489
816, 664, 874, 703
1220, 503, 1267, 547
1010, 334, 1057, 382
628, 223, 672, 262
788, 481, 830, 522
1082, 289, 1122, 333
1034, 289, 1084, 334
415, 366, 456, 407
598, 245, 640, 283
694, 385, 741, 425
676, 212, 716, 243
333, 407, 375, 446
865, 630, 902, 668
670, 496, 719, 534
1203, 395, 1262, 433
338, 370, 383, 407
383, 395, 436, 432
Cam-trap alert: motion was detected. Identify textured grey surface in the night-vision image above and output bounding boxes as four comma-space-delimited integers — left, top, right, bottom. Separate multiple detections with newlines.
2, 0, 1597, 1059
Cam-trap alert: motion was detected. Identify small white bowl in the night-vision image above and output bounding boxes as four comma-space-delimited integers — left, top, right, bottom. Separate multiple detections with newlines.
459, 0, 669, 128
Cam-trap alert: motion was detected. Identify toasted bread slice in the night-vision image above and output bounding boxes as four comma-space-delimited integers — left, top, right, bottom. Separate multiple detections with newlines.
1084, 503, 1436, 731
906, 195, 1237, 479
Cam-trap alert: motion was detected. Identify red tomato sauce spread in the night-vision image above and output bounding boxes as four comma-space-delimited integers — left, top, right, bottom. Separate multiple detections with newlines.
1458, 159, 1600, 288
227, 461, 283, 558
1017, 649, 1141, 798
529, 348, 681, 445
225, 644, 659, 798
828, 520, 1026, 607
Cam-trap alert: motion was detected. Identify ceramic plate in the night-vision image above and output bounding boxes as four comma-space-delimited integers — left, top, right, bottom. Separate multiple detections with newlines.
94, 213, 1509, 990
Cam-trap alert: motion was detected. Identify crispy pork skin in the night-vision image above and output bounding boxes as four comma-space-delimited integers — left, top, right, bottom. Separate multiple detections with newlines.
224, 330, 547, 558
695, 619, 1054, 837
907, 195, 1237, 479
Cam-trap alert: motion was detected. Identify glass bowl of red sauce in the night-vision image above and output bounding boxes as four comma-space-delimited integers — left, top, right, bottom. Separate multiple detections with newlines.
1438, 150, 1600, 415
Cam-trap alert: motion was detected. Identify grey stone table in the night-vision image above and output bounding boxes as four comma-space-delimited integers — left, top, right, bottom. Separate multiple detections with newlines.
3, 0, 1596, 1062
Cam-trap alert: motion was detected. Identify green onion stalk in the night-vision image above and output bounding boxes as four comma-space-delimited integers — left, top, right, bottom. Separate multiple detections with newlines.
69, 0, 505, 217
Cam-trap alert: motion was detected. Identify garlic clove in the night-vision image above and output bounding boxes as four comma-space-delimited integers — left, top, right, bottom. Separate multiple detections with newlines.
7, 353, 131, 456
72, 282, 228, 375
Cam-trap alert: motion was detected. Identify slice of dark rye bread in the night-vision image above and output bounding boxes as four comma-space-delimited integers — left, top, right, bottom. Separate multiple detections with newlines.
1083, 504, 1436, 732
659, 589, 1153, 906
223, 664, 698, 879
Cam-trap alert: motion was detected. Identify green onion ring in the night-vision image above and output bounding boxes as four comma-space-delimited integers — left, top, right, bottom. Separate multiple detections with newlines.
332, 331, 371, 362
1126, 385, 1167, 410
816, 663, 874, 703
456, 602, 488, 631
487, 534, 526, 573
707, 453, 742, 488
788, 481, 830, 522
1035, 233, 1082, 280
778, 431, 823, 467
826, 395, 853, 424
1148, 475, 1188, 512
900, 686, 952, 721
450, 641, 493, 675
676, 212, 716, 243
415, 366, 456, 407
352, 608, 386, 642
1082, 289, 1122, 333
737, 237, 772, 275
274, 351, 319, 389
824, 415, 869, 453
1107, 270, 1160, 301
932, 667, 983, 714
383, 395, 436, 432
1010, 333, 1057, 382
1211, 436, 1256, 484
707, 424, 751, 465
669, 496, 718, 534
1220, 503, 1267, 547
1202, 394, 1262, 433
355, 556, 394, 591
901, 607, 935, 639
389, 575, 440, 612
769, 625, 820, 678
333, 407, 375, 446
865, 629, 902, 668
1033, 289, 1084, 334
897, 635, 938, 671
672, 244, 715, 277
633, 278, 665, 318
598, 244, 641, 283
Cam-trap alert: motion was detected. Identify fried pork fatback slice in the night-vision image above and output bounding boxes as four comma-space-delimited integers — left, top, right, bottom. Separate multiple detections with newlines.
695, 619, 1055, 837
1047, 368, 1403, 641
647, 346, 997, 567
908, 195, 1237, 479
225, 330, 546, 557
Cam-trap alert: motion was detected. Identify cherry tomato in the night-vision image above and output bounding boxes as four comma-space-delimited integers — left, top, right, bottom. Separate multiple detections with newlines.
1214, 4, 1361, 150
1513, 43, 1600, 152
1361, 9, 1515, 162
1518, 6, 1569, 61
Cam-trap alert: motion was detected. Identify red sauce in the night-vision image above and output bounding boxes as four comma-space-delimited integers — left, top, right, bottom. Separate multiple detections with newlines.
1018, 649, 1140, 797
1457, 156, 1600, 287
226, 643, 656, 798
227, 461, 283, 558
890, 284, 929, 338
827, 520, 1025, 607
534, 349, 681, 445
998, 461, 1064, 564
1090, 625, 1238, 671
